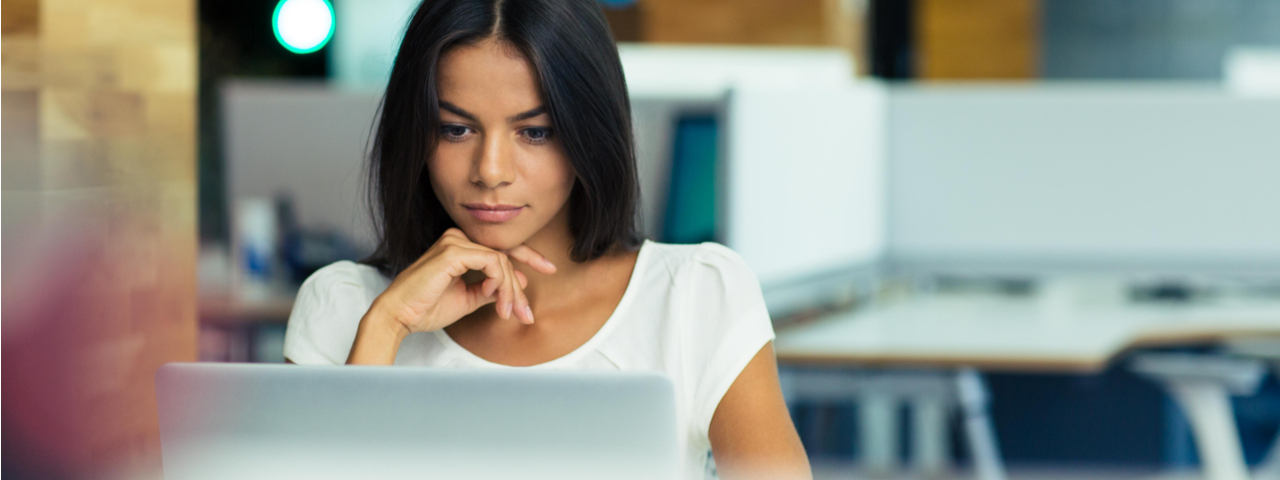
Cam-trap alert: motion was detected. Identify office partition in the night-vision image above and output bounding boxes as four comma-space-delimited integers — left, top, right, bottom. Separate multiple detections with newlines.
724, 82, 889, 289
887, 83, 1280, 276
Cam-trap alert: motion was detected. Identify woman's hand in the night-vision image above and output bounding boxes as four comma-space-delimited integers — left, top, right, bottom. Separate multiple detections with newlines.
346, 228, 556, 364
380, 228, 555, 331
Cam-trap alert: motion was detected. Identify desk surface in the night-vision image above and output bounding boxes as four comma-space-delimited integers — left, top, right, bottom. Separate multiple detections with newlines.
200, 290, 297, 326
774, 294, 1280, 372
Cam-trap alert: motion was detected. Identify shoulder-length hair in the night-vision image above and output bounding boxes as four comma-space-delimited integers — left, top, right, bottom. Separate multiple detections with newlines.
361, 0, 642, 278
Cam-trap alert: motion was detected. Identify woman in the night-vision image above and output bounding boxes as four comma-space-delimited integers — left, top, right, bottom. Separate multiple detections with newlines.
283, 0, 810, 478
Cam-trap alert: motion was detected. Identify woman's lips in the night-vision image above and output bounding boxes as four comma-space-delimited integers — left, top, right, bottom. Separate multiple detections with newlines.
463, 204, 524, 223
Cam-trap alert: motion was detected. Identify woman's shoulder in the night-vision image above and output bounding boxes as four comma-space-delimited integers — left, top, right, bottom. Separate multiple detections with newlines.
640, 240, 756, 284
285, 260, 390, 365
300, 260, 391, 292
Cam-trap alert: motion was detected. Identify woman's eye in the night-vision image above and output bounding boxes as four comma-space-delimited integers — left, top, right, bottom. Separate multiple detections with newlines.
522, 127, 552, 144
440, 125, 472, 141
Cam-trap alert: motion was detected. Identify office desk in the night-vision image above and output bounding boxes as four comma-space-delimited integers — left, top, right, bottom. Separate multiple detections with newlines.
774, 294, 1280, 480
775, 295, 1280, 371
200, 292, 296, 326
199, 290, 297, 362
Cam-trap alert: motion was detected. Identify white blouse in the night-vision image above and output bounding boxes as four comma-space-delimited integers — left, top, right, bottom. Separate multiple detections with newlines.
283, 239, 777, 480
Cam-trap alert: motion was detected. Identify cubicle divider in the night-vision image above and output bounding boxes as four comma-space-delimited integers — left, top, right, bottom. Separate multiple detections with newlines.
886, 83, 1280, 278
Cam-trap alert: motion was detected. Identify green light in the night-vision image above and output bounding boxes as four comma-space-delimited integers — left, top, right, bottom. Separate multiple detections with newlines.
273, 0, 335, 54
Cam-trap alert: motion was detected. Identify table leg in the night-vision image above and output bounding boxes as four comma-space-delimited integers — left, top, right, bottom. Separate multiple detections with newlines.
859, 392, 900, 474
781, 367, 959, 477
911, 395, 950, 476
1164, 379, 1252, 480
1131, 353, 1266, 480
1254, 360, 1280, 478
1257, 429, 1280, 479
956, 368, 1006, 480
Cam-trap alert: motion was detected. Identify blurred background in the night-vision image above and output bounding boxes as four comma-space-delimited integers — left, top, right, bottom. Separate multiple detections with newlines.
5, 0, 1280, 479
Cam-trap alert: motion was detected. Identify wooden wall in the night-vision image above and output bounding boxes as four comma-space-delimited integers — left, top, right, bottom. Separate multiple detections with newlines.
915, 0, 1041, 79
2, 0, 197, 477
618, 0, 1038, 80
643, 0, 828, 45
636, 0, 867, 74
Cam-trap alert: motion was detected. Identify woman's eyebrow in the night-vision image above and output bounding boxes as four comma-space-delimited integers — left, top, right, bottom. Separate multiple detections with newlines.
439, 101, 479, 122
507, 106, 546, 123
439, 101, 546, 123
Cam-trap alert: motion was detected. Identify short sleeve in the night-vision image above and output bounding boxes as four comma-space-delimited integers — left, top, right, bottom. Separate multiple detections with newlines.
283, 261, 377, 365
684, 243, 777, 440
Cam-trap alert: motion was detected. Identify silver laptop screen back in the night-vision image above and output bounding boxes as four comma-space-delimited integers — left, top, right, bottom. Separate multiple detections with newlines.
156, 363, 678, 480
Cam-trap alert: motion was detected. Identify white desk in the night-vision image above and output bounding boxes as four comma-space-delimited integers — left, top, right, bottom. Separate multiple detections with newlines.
774, 293, 1280, 480
776, 294, 1280, 371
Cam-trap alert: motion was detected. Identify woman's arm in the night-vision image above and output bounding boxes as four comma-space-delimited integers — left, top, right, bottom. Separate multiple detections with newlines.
345, 301, 413, 364
708, 341, 812, 480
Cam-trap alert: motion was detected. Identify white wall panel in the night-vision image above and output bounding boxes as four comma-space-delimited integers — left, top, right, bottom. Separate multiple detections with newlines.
888, 83, 1280, 273
725, 82, 888, 286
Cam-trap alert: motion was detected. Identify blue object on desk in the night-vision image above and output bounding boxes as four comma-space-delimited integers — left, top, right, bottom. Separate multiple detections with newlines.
662, 116, 718, 244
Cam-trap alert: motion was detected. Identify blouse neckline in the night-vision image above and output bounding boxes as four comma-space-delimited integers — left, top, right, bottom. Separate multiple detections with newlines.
431, 239, 652, 369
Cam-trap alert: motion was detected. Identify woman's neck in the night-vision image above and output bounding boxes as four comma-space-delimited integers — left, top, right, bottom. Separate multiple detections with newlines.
514, 206, 618, 310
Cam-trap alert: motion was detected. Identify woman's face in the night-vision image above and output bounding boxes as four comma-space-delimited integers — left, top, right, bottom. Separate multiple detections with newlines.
429, 38, 574, 251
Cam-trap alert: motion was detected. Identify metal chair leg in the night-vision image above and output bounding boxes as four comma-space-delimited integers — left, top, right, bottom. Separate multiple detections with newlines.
957, 368, 1006, 480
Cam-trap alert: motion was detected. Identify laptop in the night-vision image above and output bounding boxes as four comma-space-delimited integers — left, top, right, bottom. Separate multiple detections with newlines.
156, 363, 677, 480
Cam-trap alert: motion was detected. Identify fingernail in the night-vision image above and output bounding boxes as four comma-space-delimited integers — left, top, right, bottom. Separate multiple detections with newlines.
524, 306, 535, 323
541, 258, 556, 270
503, 301, 513, 319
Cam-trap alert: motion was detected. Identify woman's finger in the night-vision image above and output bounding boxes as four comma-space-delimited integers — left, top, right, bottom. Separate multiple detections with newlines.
497, 252, 516, 320
441, 232, 516, 297
441, 246, 509, 306
481, 276, 500, 298
488, 251, 511, 320
433, 232, 531, 323
506, 256, 533, 324
505, 245, 557, 275
499, 253, 526, 323
464, 278, 499, 312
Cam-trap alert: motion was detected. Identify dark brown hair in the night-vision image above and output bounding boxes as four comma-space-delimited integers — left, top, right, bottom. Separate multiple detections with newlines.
361, 0, 642, 278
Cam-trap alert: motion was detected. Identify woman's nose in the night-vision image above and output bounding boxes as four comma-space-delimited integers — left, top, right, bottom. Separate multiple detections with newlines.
473, 134, 516, 188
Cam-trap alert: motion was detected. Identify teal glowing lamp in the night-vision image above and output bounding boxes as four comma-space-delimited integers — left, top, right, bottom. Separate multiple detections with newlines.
272, 0, 335, 54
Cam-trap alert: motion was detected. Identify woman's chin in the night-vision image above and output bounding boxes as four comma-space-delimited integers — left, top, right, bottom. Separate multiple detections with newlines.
458, 225, 528, 251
